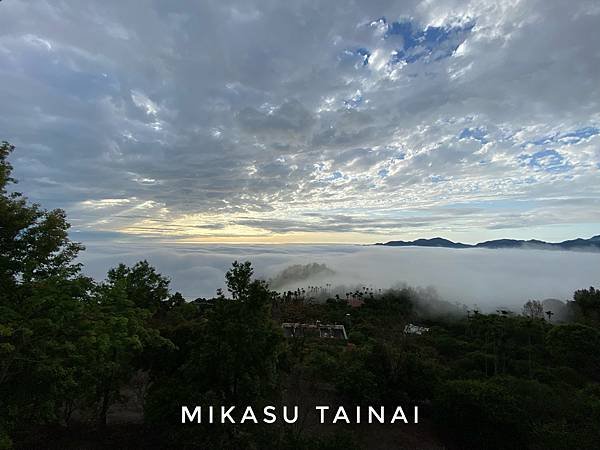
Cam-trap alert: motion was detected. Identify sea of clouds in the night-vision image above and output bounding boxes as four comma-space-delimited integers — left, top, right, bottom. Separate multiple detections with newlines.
79, 242, 600, 311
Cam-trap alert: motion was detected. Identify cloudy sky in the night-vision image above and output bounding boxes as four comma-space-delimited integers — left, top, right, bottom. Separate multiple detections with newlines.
1, 0, 600, 245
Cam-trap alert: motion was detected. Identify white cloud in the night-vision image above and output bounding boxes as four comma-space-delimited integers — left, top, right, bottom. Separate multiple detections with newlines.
79, 242, 600, 310
0, 0, 598, 243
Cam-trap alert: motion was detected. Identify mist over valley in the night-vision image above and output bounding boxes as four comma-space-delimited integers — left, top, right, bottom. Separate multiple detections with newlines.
79, 242, 600, 311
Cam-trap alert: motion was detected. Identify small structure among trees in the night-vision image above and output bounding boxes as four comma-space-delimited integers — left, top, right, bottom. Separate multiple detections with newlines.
403, 323, 430, 335
281, 322, 347, 339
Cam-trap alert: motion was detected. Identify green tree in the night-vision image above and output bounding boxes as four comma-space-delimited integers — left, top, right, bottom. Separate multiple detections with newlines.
82, 271, 171, 426
522, 300, 544, 319
191, 261, 283, 402
106, 260, 170, 312
546, 323, 600, 381
0, 141, 91, 445
571, 287, 600, 326
145, 261, 284, 448
433, 378, 530, 449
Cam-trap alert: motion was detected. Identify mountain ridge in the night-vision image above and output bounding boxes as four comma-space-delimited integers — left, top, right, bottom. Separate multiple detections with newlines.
374, 235, 600, 251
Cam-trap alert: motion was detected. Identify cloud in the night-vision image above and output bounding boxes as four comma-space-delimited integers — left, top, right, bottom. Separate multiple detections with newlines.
237, 99, 315, 138
0, 0, 599, 243
78, 242, 600, 311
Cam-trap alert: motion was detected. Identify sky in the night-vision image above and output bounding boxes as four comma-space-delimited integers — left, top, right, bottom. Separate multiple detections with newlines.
1, 0, 600, 245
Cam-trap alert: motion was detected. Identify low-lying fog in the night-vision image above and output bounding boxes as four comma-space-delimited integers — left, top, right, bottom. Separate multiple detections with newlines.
79, 242, 600, 311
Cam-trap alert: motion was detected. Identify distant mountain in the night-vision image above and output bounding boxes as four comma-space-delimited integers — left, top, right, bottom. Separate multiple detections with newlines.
474, 239, 548, 249
374, 237, 471, 249
374, 235, 600, 251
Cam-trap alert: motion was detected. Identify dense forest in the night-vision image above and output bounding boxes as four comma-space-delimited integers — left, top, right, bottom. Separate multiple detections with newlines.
1, 140, 600, 449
